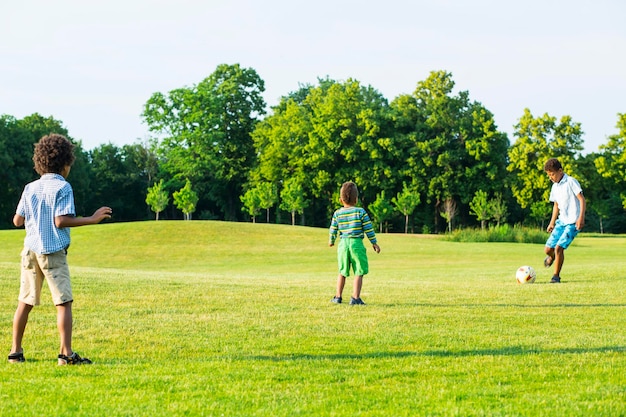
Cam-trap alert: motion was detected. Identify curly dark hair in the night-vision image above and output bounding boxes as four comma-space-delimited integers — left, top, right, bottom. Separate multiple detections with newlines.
33, 134, 75, 175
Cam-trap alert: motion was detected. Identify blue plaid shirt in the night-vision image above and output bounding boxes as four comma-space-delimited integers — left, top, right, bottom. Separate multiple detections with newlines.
15, 173, 75, 255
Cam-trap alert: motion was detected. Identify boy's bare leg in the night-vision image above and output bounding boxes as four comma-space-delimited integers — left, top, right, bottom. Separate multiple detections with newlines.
553, 246, 565, 277
11, 302, 33, 354
335, 274, 346, 298
56, 302, 73, 356
544, 246, 555, 265
352, 275, 363, 299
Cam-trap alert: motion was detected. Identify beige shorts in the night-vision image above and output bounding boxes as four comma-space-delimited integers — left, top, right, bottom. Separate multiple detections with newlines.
19, 247, 73, 306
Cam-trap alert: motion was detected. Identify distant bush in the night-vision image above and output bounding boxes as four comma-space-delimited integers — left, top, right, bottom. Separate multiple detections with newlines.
443, 224, 546, 243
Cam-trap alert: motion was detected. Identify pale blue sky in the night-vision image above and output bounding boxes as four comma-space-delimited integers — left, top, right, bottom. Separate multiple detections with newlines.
1, 0, 624, 153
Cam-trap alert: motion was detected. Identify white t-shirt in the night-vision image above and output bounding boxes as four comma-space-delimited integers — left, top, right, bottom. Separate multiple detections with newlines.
549, 173, 583, 225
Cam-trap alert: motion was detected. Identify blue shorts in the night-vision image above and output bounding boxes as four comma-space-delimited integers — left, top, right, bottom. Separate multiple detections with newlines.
545, 219, 579, 250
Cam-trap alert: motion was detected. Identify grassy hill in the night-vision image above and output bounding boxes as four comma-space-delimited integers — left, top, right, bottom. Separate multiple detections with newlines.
0, 221, 624, 416
2, 219, 597, 278
0, 220, 332, 275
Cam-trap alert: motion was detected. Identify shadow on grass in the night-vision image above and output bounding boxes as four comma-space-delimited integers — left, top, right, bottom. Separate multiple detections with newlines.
242, 345, 625, 362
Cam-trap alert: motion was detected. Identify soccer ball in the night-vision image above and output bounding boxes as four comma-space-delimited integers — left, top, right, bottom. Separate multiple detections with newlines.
516, 265, 536, 284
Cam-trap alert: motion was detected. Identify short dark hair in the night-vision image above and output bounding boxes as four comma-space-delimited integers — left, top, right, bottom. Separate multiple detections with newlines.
340, 181, 358, 205
33, 134, 75, 175
544, 158, 562, 172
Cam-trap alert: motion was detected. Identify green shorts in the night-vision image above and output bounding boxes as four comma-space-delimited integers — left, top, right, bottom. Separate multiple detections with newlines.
337, 238, 369, 277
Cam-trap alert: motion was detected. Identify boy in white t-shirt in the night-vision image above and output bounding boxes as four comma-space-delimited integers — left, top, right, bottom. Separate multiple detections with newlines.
543, 158, 586, 283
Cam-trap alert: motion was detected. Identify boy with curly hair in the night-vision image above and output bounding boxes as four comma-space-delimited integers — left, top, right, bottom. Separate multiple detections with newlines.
8, 134, 112, 365
329, 181, 380, 305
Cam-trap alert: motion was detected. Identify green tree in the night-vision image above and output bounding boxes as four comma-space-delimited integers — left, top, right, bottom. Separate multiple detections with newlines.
461, 105, 510, 198
250, 87, 312, 187
173, 180, 199, 220
0, 113, 91, 228
249, 78, 396, 226
146, 179, 169, 220
368, 191, 394, 233
579, 150, 626, 234
595, 113, 626, 208
529, 201, 551, 229
391, 71, 509, 232
240, 187, 261, 223
0, 115, 33, 228
279, 178, 308, 226
392, 185, 421, 234
469, 190, 490, 230
507, 108, 584, 222
69, 142, 94, 217
89, 143, 154, 221
304, 79, 395, 204
489, 193, 508, 227
257, 182, 278, 223
143, 63, 266, 221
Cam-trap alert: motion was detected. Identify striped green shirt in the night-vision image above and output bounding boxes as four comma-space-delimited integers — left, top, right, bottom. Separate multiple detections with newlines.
329, 206, 377, 245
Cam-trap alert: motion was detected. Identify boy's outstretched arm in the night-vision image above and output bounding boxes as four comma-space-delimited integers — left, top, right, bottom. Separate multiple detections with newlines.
55, 206, 112, 228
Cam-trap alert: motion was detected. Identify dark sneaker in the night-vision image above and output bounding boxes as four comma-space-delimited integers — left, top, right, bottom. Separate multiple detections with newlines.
8, 352, 25, 363
544, 256, 554, 268
349, 297, 366, 305
550, 276, 561, 283
58, 352, 92, 365
331, 296, 342, 304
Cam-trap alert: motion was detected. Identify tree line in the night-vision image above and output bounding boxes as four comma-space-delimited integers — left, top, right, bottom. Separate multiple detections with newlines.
1, 64, 625, 233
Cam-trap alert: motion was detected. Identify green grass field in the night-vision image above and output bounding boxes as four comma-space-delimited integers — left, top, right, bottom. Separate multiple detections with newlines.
0, 221, 624, 416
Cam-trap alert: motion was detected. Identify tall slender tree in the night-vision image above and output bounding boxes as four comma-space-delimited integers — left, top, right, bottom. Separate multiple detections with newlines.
240, 187, 262, 223
469, 190, 490, 230
279, 177, 309, 226
392, 185, 421, 233
368, 191, 394, 233
146, 179, 170, 220
173, 180, 199, 220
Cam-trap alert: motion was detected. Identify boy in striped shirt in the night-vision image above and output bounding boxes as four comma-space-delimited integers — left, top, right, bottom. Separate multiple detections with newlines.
329, 181, 380, 305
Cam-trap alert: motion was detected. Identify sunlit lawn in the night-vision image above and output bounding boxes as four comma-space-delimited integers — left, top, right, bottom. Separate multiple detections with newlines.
0, 221, 624, 416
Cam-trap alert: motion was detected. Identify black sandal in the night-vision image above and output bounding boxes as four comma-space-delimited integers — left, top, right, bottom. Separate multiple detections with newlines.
8, 352, 25, 363
58, 352, 92, 365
